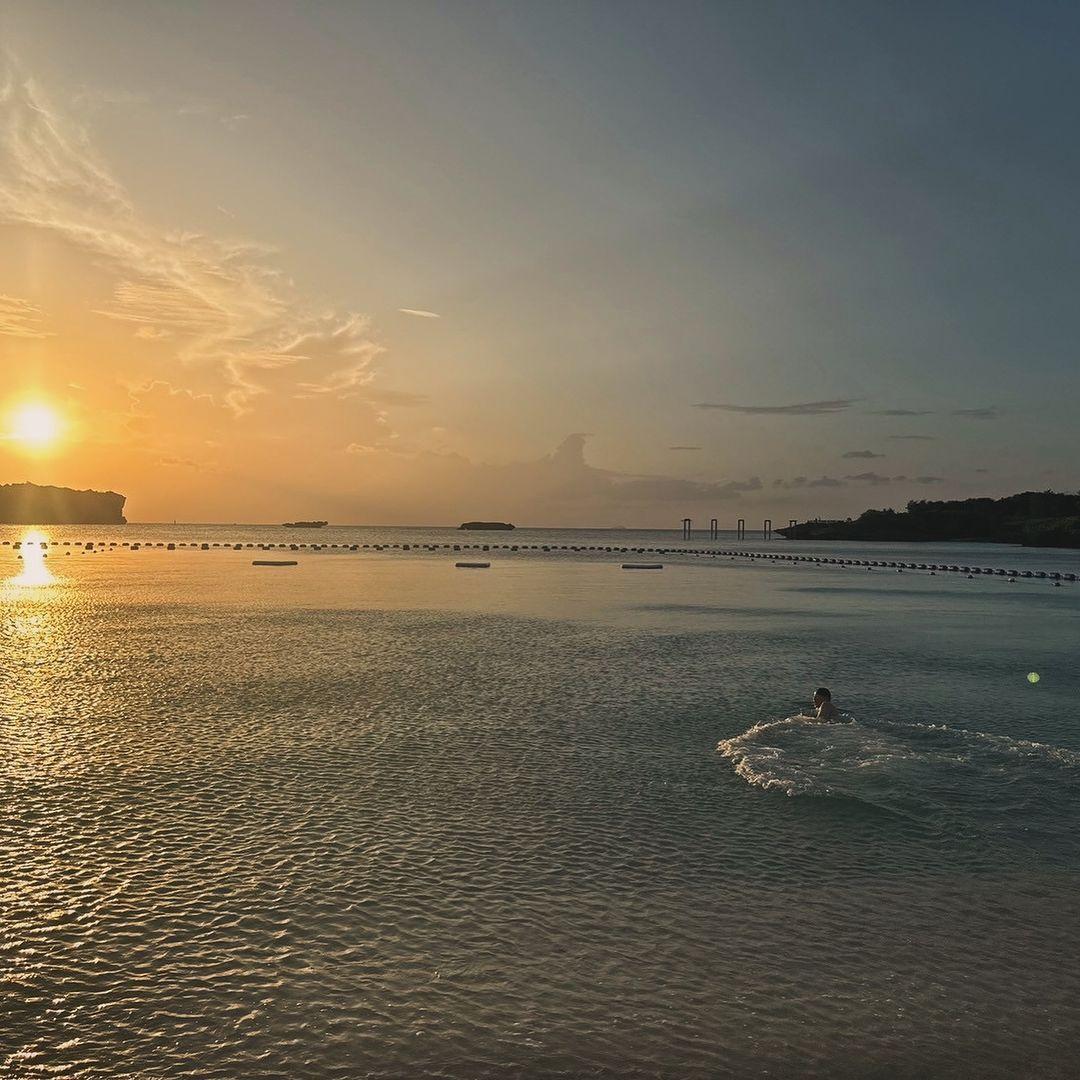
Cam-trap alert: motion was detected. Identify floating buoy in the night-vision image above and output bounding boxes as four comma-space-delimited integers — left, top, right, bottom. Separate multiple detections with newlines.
253, 560, 298, 567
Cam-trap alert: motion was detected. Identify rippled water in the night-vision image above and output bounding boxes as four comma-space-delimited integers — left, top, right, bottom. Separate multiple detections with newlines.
2, 528, 1079, 1077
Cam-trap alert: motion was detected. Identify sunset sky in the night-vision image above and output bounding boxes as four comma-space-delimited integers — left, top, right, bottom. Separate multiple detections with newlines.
2, 1, 1078, 526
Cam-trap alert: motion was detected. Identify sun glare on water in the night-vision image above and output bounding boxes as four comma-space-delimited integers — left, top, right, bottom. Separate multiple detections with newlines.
8, 403, 63, 451
6, 530, 56, 588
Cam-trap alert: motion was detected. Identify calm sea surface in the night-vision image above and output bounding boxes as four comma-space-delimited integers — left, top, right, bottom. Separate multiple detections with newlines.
2, 526, 1079, 1078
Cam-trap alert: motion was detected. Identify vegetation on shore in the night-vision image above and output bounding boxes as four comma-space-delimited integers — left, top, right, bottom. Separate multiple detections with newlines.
779, 492, 1080, 549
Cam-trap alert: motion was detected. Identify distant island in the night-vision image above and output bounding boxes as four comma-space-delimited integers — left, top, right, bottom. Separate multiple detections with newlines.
0, 482, 127, 524
459, 521, 515, 531
779, 491, 1080, 549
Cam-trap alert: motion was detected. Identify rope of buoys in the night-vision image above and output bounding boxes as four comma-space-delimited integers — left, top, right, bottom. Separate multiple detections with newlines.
5, 533, 1074, 582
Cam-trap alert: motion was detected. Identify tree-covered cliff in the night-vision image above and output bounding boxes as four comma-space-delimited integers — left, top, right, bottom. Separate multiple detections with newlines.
779, 492, 1080, 548
0, 483, 127, 524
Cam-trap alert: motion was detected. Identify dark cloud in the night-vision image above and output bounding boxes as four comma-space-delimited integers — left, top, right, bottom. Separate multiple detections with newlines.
844, 472, 946, 486
614, 474, 762, 502
845, 472, 898, 485
867, 408, 933, 416
536, 434, 761, 504
692, 399, 859, 415
331, 433, 765, 525
951, 407, 999, 420
774, 475, 846, 490
842, 449, 885, 459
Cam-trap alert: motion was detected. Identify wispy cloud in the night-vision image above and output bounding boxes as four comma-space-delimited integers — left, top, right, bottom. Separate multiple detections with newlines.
176, 100, 251, 128
867, 408, 933, 416
0, 58, 388, 413
158, 454, 211, 471
71, 86, 150, 110
842, 449, 884, 459
135, 325, 171, 340
951, 407, 999, 420
692, 398, 859, 415
668, 445, 701, 451
0, 294, 51, 338
398, 308, 441, 319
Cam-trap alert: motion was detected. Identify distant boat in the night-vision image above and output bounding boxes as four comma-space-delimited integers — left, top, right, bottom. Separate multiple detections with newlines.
282, 520, 328, 528
459, 521, 515, 531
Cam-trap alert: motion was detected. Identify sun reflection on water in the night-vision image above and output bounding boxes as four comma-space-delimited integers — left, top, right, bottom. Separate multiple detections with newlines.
6, 529, 57, 587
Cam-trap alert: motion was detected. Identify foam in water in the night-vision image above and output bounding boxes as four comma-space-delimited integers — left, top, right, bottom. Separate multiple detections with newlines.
716, 715, 1080, 844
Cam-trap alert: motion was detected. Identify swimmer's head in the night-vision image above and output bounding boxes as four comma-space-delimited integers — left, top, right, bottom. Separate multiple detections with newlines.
813, 687, 832, 705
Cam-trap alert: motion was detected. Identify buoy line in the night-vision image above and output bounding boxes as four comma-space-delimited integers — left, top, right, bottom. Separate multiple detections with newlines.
2, 537, 1075, 582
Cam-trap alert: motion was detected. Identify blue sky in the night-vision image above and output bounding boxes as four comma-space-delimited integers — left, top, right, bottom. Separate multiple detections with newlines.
1, 1, 1077, 524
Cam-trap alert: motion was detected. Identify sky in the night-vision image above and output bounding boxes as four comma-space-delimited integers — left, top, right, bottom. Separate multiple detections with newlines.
1, 0, 1078, 526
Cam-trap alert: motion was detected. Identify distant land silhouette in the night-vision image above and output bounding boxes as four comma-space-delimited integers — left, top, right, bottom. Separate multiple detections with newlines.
459, 521, 515, 530
0, 482, 127, 524
779, 492, 1080, 549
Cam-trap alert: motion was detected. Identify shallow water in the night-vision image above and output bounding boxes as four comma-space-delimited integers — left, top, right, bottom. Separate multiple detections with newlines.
2, 528, 1079, 1077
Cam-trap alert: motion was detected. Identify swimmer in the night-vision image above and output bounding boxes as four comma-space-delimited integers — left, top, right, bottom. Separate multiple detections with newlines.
804, 686, 840, 721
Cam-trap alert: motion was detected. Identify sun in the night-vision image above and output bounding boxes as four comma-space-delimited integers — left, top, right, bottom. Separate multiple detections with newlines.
9, 403, 63, 450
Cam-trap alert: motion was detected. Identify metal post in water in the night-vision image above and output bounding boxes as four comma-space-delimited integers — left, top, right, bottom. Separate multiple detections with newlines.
709, 518, 718, 540
737, 518, 745, 540
763, 518, 772, 540
681, 517, 692, 540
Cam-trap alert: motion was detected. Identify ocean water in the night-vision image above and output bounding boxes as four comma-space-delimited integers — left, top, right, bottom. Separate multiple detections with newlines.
2, 526, 1079, 1078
